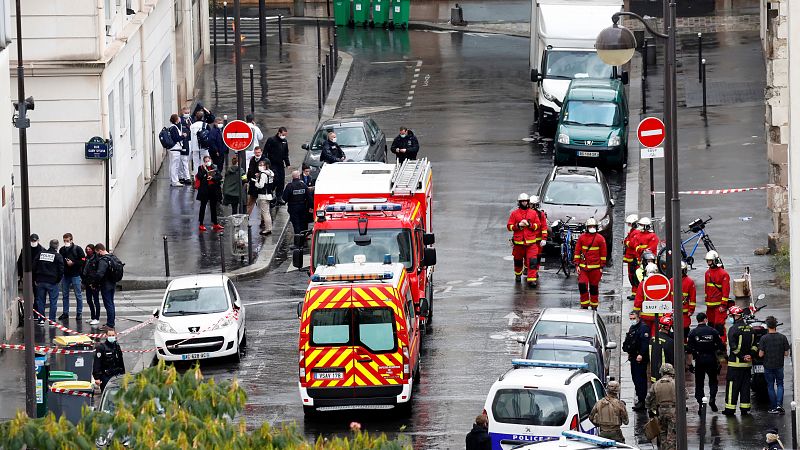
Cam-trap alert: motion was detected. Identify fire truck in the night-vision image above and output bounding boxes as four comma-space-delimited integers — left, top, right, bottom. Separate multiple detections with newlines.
293, 159, 437, 323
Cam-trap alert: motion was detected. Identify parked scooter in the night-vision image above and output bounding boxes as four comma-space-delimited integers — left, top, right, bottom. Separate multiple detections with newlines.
743, 293, 769, 397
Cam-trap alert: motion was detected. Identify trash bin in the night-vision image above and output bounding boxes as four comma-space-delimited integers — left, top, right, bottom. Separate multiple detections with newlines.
50, 381, 94, 425
390, 0, 409, 29
353, 0, 369, 26
35, 353, 49, 418
333, 0, 351, 26
53, 335, 94, 382
371, 0, 389, 27
228, 213, 249, 258
47, 371, 78, 418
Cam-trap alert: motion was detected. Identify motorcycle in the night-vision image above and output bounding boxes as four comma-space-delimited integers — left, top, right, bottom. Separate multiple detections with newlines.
743, 293, 769, 397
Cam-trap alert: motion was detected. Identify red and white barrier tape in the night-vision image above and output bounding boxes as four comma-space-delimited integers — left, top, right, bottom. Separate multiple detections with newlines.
49, 387, 94, 398
32, 309, 157, 339
121, 347, 157, 353
652, 186, 768, 195
0, 343, 94, 354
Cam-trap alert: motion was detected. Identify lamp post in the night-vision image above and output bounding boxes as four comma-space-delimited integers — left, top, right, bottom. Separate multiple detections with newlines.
596, 7, 685, 450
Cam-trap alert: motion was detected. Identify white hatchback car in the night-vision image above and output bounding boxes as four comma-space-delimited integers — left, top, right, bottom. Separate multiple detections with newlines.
484, 360, 606, 449
153, 275, 246, 361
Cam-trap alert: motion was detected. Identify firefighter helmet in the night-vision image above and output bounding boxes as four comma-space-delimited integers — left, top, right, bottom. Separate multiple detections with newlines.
638, 216, 653, 231
681, 260, 688, 273
728, 305, 745, 316
531, 195, 541, 208
659, 314, 673, 327
642, 250, 656, 263
625, 214, 639, 225
518, 193, 530, 202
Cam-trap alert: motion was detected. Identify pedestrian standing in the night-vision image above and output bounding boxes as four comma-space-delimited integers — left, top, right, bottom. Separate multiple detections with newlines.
244, 114, 264, 163
623, 310, 650, 411
253, 160, 275, 236
573, 217, 607, 309
506, 193, 542, 288
223, 155, 246, 215
58, 233, 85, 321
246, 146, 269, 216
197, 155, 223, 232
531, 195, 548, 281
649, 315, 675, 382
320, 131, 346, 164
168, 114, 187, 187
723, 305, 755, 416
92, 329, 125, 391
764, 428, 785, 450
704, 250, 732, 343
208, 117, 227, 170
178, 107, 193, 184
34, 239, 65, 325
758, 316, 790, 414
645, 363, 681, 450
390, 126, 420, 164
91, 243, 118, 330
282, 170, 313, 235
623, 215, 641, 300
633, 217, 659, 260
465, 412, 490, 450
589, 380, 628, 443
634, 262, 660, 335
82, 244, 102, 326
265, 127, 290, 206
189, 110, 210, 175
18, 233, 44, 317
687, 312, 725, 413
671, 260, 696, 370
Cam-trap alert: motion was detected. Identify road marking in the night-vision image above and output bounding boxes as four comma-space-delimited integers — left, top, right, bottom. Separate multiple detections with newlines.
413, 73, 419, 78
416, 60, 423, 67
504, 312, 520, 326
407, 96, 413, 100
353, 105, 402, 115
405, 102, 412, 107
404, 59, 423, 108
408, 90, 415, 95
371, 60, 411, 64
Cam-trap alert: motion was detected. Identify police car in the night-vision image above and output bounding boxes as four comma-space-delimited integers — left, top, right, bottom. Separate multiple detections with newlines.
483, 360, 606, 449
515, 431, 638, 449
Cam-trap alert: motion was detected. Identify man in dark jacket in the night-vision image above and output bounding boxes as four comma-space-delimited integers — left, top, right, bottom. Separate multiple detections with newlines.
93, 329, 125, 391
687, 312, 725, 412
623, 310, 650, 411
465, 413, 491, 450
17, 233, 44, 279
265, 127, 290, 206
320, 131, 346, 164
208, 117, 227, 170
58, 233, 86, 321
282, 170, 313, 235
33, 239, 65, 324
92, 243, 117, 330
390, 127, 420, 164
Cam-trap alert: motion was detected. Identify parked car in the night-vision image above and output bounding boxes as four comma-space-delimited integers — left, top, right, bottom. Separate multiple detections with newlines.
301, 117, 387, 180
153, 275, 246, 362
523, 335, 607, 383
536, 166, 615, 253
554, 78, 629, 170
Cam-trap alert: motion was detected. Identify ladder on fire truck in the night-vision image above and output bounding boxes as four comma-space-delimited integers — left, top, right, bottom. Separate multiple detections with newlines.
390, 158, 428, 196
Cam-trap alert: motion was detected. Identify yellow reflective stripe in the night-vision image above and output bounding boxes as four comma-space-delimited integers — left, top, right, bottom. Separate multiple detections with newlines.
600, 257, 607, 261
578, 264, 602, 269
706, 301, 721, 306
622, 257, 633, 263
707, 283, 721, 288
512, 240, 536, 245
507, 224, 515, 231
728, 361, 752, 368
581, 246, 601, 250
633, 306, 641, 311
740, 403, 751, 409
722, 297, 730, 301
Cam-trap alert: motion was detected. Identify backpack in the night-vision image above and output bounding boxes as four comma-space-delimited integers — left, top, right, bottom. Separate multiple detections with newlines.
104, 254, 125, 282
83, 256, 101, 284
197, 123, 212, 149
159, 126, 176, 149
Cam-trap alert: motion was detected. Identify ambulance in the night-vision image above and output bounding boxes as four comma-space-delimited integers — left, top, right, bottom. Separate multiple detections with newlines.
296, 256, 425, 416
293, 159, 436, 324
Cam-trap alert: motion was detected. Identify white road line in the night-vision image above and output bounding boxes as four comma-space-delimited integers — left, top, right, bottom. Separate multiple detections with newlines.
371, 60, 412, 64
405, 102, 412, 107
414, 68, 421, 72
408, 90, 415, 95
407, 96, 413, 100
416, 60, 423, 67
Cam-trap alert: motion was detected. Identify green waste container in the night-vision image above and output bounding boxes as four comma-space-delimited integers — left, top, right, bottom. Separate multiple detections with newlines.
50, 381, 94, 425
353, 0, 369, 26
47, 371, 78, 419
333, 0, 351, 26
372, 0, 390, 27
391, 0, 409, 28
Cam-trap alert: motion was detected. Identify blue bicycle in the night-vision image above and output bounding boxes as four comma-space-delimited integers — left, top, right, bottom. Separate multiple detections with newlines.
658, 216, 717, 273
552, 216, 585, 278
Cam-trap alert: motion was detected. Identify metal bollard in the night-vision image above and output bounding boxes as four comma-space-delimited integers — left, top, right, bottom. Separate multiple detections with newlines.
698, 33, 703, 83
163, 236, 170, 278
223, 114, 228, 126
699, 396, 708, 450
213, 0, 218, 64
792, 401, 797, 449
219, 233, 226, 273
317, 74, 322, 119
642, 37, 648, 79
329, 44, 335, 76
316, 20, 322, 65
327, 53, 333, 86
701, 58, 707, 118
278, 15, 283, 47
327, 0, 331, 17
322, 63, 328, 99
333, 28, 339, 67
247, 224, 253, 264
249, 64, 255, 115
223, 1, 229, 45
641, 75, 647, 114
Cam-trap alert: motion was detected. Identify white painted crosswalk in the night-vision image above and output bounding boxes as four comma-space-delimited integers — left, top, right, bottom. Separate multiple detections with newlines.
114, 290, 165, 322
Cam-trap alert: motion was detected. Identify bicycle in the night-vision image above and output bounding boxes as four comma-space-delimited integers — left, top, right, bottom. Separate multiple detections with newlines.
657, 216, 717, 273
553, 216, 585, 278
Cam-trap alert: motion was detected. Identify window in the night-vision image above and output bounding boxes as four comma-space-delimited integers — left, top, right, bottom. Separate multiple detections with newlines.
119, 78, 126, 137
544, 50, 613, 80
577, 382, 598, 420
0, 0, 13, 48
533, 321, 597, 340
542, 180, 606, 207
310, 307, 397, 353
128, 66, 136, 154
160, 57, 173, 126
526, 348, 600, 379
162, 287, 229, 316
356, 308, 396, 353
404, 290, 415, 335
226, 280, 238, 304
107, 90, 116, 179
491, 389, 568, 426
310, 309, 351, 346
596, 317, 608, 347
192, 0, 202, 60
593, 379, 605, 400
562, 100, 620, 127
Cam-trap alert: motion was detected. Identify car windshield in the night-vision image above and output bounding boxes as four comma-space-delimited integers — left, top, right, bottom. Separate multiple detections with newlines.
313, 229, 414, 269
162, 287, 228, 316
311, 125, 368, 149
310, 307, 397, 353
545, 50, 613, 79
527, 348, 600, 378
533, 320, 598, 340
492, 388, 568, 426
543, 180, 606, 206
562, 100, 619, 127
99, 386, 120, 414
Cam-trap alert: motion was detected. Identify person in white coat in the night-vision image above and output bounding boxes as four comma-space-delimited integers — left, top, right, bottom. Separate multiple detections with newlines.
189, 110, 210, 175
167, 114, 187, 187
244, 114, 264, 163
253, 159, 274, 236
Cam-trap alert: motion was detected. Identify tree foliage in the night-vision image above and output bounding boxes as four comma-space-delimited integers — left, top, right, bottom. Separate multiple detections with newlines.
0, 361, 410, 450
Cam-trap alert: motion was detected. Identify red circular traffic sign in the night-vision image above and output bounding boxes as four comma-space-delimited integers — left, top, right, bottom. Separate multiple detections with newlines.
643, 273, 670, 301
222, 120, 254, 151
637, 117, 666, 148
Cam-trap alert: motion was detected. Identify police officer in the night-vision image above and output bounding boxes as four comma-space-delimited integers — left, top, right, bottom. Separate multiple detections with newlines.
649, 314, 675, 382
33, 239, 65, 324
589, 380, 629, 443
646, 363, 680, 450
320, 131, 346, 164
390, 126, 420, 164
282, 170, 313, 235
623, 310, 650, 411
723, 305, 756, 416
92, 329, 125, 391
687, 312, 725, 413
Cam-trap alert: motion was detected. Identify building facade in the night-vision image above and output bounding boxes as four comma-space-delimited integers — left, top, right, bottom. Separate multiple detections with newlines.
0, 0, 14, 341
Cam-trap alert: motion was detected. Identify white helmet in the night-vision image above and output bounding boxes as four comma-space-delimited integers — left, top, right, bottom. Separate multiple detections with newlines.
638, 216, 652, 227
531, 195, 541, 207
645, 263, 659, 275
681, 260, 688, 272
705, 250, 719, 261
585, 217, 598, 227
625, 214, 639, 225
518, 193, 530, 202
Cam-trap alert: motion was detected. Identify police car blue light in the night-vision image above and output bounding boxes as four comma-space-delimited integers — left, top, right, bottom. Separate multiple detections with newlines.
511, 359, 589, 370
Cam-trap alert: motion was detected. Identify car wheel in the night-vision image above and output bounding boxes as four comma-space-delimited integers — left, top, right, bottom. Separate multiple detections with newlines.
413, 362, 421, 384
240, 328, 247, 349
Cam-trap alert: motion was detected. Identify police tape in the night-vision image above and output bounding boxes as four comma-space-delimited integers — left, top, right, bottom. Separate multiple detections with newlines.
31, 309, 157, 339
0, 343, 94, 354
49, 387, 95, 398
651, 186, 768, 195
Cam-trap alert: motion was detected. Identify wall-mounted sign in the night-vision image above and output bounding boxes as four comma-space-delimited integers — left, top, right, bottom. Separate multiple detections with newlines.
85, 136, 112, 160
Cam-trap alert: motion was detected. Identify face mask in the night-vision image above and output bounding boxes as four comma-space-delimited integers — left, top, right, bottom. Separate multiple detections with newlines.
280, 135, 287, 140
400, 133, 407, 138
205, 161, 212, 167
63, 242, 72, 247
726, 317, 734, 326
30, 242, 38, 247
519, 203, 529, 210
217, 123, 223, 129
259, 167, 268, 173
588, 227, 597, 234
107, 336, 117, 344
183, 113, 190, 118
330, 137, 337, 143
630, 319, 639, 326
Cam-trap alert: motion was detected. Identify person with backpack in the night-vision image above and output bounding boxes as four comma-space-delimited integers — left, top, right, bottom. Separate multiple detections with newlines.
58, 233, 85, 321
82, 244, 102, 326
89, 243, 123, 330
163, 114, 187, 187
209, 117, 227, 170
189, 110, 211, 176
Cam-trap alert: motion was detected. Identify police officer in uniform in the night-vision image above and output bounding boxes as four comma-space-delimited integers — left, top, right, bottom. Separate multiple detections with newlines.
623, 310, 650, 411
649, 315, 675, 382
646, 363, 680, 450
687, 312, 725, 412
589, 380, 629, 443
93, 329, 125, 391
320, 131, 346, 164
282, 170, 313, 235
723, 305, 757, 416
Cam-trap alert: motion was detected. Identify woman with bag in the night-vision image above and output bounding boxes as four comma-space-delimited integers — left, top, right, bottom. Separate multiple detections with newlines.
253, 160, 274, 236
223, 155, 246, 215
197, 155, 224, 232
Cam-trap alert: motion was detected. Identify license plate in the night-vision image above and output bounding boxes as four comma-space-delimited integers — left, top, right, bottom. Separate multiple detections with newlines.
752, 365, 764, 374
577, 151, 599, 157
181, 352, 210, 360
314, 372, 344, 380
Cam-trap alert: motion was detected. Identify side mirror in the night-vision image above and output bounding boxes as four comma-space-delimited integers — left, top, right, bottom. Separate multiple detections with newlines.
423, 233, 435, 246
516, 336, 527, 344
606, 341, 617, 350
301, 143, 309, 150
620, 71, 630, 85
296, 301, 303, 319
419, 298, 430, 318
233, 300, 242, 310
531, 69, 541, 82
293, 234, 306, 249
370, 138, 376, 145
152, 308, 159, 318
422, 248, 437, 266
292, 249, 304, 270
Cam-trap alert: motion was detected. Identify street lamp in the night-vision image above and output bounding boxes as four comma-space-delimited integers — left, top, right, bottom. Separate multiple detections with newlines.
596, 7, 686, 450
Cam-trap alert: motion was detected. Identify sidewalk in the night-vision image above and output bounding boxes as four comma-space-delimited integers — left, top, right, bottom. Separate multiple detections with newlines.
620, 29, 791, 447
114, 23, 352, 289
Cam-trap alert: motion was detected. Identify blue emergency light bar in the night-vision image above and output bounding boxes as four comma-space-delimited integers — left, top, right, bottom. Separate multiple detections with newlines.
311, 272, 394, 282
561, 431, 621, 447
325, 203, 402, 212
511, 359, 589, 370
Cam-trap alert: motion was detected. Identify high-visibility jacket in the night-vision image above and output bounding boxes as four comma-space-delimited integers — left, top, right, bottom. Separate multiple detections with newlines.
727, 320, 756, 368
507, 208, 541, 246
670, 274, 697, 326
533, 209, 548, 243
623, 228, 641, 263
634, 230, 659, 259
573, 232, 607, 270
704, 266, 731, 308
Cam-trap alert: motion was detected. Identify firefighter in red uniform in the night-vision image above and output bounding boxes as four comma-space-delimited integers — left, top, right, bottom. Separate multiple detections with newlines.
633, 217, 659, 260
671, 260, 697, 370
634, 262, 660, 335
704, 250, 732, 343
531, 195, 548, 279
507, 193, 542, 287
623, 214, 641, 300
574, 218, 607, 310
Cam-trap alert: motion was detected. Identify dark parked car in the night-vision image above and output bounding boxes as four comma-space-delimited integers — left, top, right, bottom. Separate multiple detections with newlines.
301, 117, 387, 180
536, 165, 615, 254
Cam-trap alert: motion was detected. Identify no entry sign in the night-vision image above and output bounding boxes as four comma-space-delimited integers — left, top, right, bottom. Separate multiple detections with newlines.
222, 120, 254, 151
642, 273, 670, 301
637, 117, 666, 149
